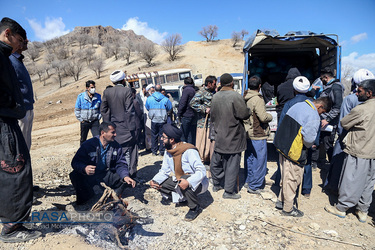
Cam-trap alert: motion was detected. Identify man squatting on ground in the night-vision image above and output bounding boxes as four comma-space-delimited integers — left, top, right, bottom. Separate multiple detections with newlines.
243, 75, 273, 194
75, 80, 101, 145
274, 96, 331, 217
0, 17, 42, 243
210, 73, 250, 199
150, 124, 208, 221
10, 36, 34, 150
70, 122, 136, 205
325, 79, 375, 223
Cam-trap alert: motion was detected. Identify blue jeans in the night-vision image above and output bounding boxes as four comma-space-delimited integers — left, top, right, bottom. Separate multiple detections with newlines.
244, 139, 267, 190
180, 116, 197, 145
151, 122, 165, 155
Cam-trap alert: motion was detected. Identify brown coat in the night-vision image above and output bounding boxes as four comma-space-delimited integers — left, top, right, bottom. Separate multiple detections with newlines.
342, 98, 375, 159
211, 86, 250, 154
244, 90, 273, 140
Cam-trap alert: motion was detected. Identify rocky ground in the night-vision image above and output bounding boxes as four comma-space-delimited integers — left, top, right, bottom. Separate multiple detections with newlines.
1, 141, 375, 249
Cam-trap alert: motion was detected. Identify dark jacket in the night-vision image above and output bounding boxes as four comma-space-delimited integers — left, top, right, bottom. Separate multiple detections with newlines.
101, 84, 136, 145
211, 86, 250, 154
178, 85, 196, 118
0, 41, 26, 119
320, 79, 344, 126
276, 67, 301, 117
71, 136, 129, 179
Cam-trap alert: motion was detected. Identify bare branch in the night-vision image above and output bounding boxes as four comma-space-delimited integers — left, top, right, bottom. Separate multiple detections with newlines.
162, 33, 183, 61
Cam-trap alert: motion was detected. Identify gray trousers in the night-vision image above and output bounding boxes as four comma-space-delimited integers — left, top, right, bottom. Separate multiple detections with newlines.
337, 154, 375, 212
122, 144, 139, 177
210, 151, 241, 193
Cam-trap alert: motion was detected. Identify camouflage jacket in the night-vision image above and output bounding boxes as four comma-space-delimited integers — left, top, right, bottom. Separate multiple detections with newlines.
189, 87, 214, 128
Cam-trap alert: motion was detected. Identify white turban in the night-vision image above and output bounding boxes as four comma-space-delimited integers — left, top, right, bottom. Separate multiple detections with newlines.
352, 69, 374, 85
293, 76, 310, 93
146, 84, 155, 92
110, 70, 125, 83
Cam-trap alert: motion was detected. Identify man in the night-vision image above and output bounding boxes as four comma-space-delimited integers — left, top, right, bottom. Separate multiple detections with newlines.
324, 69, 374, 194
325, 79, 375, 223
210, 73, 250, 199
178, 77, 197, 145
276, 67, 301, 121
319, 66, 344, 162
70, 122, 136, 204
75, 80, 101, 145
243, 76, 273, 194
278, 76, 316, 198
136, 84, 146, 150
10, 38, 34, 150
190, 75, 217, 164
101, 70, 138, 178
150, 124, 208, 221
274, 96, 331, 217
0, 17, 41, 243
145, 84, 172, 156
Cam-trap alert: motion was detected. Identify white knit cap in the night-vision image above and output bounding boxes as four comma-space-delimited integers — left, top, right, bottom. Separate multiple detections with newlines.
352, 69, 374, 85
110, 70, 125, 83
293, 76, 310, 93
146, 84, 155, 92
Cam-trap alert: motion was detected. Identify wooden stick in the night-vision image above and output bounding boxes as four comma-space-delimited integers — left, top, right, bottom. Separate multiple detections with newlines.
256, 217, 362, 248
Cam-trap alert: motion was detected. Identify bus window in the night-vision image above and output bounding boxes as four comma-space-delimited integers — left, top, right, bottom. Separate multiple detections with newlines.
179, 72, 191, 80
141, 78, 153, 85
166, 73, 178, 83
154, 75, 166, 84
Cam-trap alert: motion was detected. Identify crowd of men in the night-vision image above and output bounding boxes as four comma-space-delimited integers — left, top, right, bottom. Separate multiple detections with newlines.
1, 16, 375, 243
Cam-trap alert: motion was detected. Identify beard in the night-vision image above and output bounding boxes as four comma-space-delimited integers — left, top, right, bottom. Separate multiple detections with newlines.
164, 141, 172, 150
358, 94, 368, 102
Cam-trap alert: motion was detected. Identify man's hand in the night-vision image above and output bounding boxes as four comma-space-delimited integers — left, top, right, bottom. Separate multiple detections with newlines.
150, 180, 161, 190
311, 85, 321, 90
178, 179, 189, 190
124, 176, 136, 188
205, 107, 210, 114
85, 165, 96, 175
321, 119, 329, 128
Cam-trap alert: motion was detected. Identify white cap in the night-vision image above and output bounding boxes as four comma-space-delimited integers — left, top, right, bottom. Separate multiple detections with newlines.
110, 70, 125, 83
146, 84, 155, 92
293, 76, 310, 93
352, 69, 374, 85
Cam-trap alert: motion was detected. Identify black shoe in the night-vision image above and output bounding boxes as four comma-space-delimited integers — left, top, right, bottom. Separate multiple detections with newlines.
152, 152, 159, 156
282, 207, 304, 217
175, 200, 188, 207
184, 205, 202, 221
212, 185, 223, 192
275, 200, 283, 210
222, 191, 241, 199
33, 185, 40, 192
247, 187, 263, 194
0, 226, 41, 243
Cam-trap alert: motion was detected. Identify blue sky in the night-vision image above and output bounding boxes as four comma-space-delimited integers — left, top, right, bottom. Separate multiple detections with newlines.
1, 0, 374, 72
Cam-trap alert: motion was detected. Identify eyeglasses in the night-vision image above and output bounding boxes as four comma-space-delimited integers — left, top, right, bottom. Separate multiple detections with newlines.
160, 135, 169, 140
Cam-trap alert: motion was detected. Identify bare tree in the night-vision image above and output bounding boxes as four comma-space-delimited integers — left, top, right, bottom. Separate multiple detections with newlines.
199, 25, 218, 42
123, 40, 133, 65
112, 41, 123, 61
44, 64, 52, 79
102, 44, 114, 59
162, 33, 183, 61
52, 60, 67, 87
83, 47, 96, 65
56, 46, 70, 60
44, 52, 56, 65
26, 44, 41, 62
65, 57, 85, 82
30, 64, 44, 83
76, 34, 88, 49
139, 42, 157, 67
240, 29, 249, 40
89, 57, 105, 79
231, 31, 242, 47
342, 64, 355, 80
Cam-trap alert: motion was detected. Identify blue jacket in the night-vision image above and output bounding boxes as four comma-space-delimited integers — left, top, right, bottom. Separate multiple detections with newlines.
9, 52, 34, 111
145, 91, 172, 123
71, 136, 129, 179
75, 91, 101, 122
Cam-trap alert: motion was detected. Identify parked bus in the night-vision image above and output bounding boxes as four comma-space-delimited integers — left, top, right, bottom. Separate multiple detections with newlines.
125, 68, 203, 88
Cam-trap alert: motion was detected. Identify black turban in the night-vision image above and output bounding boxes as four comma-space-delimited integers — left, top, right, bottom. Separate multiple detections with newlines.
163, 124, 182, 140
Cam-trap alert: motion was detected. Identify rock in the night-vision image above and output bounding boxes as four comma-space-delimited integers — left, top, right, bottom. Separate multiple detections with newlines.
56, 100, 62, 104
48, 101, 52, 104
239, 225, 246, 230
261, 192, 273, 200
323, 230, 339, 237
309, 223, 320, 231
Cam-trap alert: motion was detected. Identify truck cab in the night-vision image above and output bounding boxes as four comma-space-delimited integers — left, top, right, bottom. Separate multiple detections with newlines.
242, 30, 341, 142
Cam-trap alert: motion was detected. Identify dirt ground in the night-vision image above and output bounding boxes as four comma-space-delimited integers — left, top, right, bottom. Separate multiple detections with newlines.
1, 39, 375, 249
